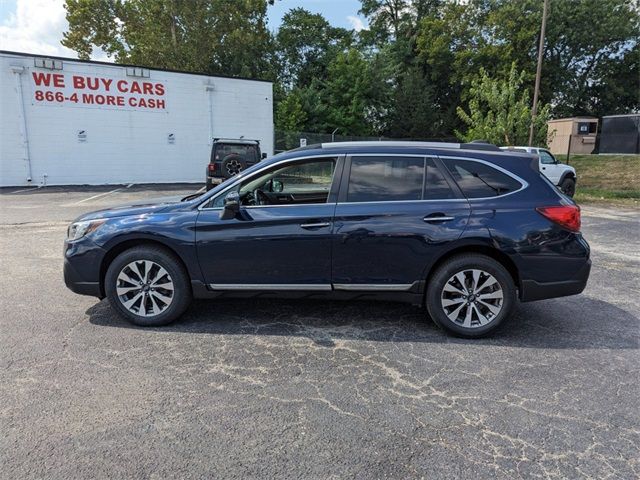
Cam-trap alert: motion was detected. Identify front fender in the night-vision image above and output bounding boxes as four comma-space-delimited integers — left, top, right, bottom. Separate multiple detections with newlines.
92, 211, 202, 283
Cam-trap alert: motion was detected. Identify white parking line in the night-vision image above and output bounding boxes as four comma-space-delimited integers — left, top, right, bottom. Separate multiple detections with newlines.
68, 184, 134, 205
9, 186, 42, 194
71, 188, 123, 205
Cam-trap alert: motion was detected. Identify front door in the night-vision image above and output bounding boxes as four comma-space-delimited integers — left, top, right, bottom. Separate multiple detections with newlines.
196, 156, 341, 289
331, 155, 470, 289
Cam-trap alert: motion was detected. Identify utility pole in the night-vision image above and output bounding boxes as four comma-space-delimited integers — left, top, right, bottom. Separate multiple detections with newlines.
528, 0, 549, 146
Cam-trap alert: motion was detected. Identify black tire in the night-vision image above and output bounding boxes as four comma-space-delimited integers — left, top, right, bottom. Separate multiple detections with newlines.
105, 246, 192, 327
221, 154, 247, 178
559, 177, 576, 197
426, 254, 516, 338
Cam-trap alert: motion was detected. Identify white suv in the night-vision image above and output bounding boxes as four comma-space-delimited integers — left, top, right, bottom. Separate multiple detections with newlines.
500, 146, 576, 197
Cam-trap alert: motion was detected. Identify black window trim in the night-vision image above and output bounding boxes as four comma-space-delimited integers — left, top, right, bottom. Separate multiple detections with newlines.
437, 155, 529, 200
338, 153, 466, 204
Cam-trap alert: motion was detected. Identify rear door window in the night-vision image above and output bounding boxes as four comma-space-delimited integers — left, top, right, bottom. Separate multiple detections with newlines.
444, 158, 522, 198
347, 156, 424, 202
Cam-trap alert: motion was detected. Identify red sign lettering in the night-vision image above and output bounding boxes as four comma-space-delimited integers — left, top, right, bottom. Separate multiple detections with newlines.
32, 71, 166, 111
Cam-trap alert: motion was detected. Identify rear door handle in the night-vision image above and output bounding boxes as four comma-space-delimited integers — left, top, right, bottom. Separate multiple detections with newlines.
423, 215, 455, 223
300, 222, 331, 229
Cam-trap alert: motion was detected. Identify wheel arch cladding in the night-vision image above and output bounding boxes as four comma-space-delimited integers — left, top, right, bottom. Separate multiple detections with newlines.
424, 245, 520, 301
99, 239, 192, 297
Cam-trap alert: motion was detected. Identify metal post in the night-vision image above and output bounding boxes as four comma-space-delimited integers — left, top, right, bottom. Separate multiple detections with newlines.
528, 0, 549, 147
566, 134, 572, 165
11, 65, 33, 183
331, 127, 339, 143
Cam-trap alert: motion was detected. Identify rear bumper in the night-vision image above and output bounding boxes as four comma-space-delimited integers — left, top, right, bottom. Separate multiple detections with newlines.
520, 258, 591, 302
205, 176, 223, 190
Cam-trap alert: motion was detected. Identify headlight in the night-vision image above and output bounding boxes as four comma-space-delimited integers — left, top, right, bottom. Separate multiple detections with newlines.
67, 219, 106, 241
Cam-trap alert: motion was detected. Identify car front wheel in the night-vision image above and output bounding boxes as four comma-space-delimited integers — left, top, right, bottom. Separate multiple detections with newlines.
105, 246, 192, 326
426, 254, 516, 338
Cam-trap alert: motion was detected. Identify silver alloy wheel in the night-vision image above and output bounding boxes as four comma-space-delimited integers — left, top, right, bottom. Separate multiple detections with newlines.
225, 159, 243, 176
116, 260, 174, 317
440, 269, 504, 328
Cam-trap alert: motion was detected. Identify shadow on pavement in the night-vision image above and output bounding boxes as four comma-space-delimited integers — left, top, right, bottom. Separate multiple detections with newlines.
88, 294, 639, 350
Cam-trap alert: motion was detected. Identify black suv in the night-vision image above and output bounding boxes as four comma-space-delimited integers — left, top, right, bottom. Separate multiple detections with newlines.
65, 141, 591, 337
206, 138, 267, 190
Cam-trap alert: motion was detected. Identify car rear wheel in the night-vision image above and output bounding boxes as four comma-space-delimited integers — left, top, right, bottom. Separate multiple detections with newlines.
559, 177, 576, 197
105, 246, 192, 326
426, 254, 516, 338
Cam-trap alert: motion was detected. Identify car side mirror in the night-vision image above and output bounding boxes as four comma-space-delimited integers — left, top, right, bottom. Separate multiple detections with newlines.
261, 153, 267, 160
219, 191, 240, 220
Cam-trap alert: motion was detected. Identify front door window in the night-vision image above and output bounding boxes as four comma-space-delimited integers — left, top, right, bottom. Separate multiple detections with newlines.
211, 158, 336, 207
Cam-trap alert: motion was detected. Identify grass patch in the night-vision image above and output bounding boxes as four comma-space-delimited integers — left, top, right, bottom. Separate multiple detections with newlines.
554, 154, 640, 204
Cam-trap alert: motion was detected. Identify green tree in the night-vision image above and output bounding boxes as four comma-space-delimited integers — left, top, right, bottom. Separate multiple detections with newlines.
275, 8, 351, 88
62, 0, 275, 79
456, 63, 550, 146
322, 49, 381, 135
275, 89, 307, 132
384, 67, 442, 139
452, 0, 640, 117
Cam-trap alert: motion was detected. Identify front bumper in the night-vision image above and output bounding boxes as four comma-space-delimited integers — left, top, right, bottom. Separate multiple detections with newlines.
520, 258, 591, 302
63, 239, 107, 298
64, 258, 102, 297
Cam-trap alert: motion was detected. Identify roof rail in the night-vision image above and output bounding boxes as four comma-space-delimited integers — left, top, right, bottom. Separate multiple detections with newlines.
321, 141, 461, 149
320, 140, 501, 151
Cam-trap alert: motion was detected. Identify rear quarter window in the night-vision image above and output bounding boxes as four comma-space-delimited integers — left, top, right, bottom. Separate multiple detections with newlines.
444, 158, 523, 198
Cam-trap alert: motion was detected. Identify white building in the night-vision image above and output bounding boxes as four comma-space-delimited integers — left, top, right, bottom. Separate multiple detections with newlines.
0, 51, 274, 186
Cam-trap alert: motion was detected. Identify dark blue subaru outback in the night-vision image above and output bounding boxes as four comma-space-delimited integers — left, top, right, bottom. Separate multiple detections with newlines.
64, 141, 591, 337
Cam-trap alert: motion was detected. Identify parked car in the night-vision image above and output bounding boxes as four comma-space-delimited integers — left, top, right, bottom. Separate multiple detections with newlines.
206, 138, 267, 190
500, 146, 577, 196
64, 141, 591, 338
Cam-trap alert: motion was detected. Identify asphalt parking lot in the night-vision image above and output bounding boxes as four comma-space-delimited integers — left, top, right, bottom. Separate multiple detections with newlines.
1, 185, 638, 479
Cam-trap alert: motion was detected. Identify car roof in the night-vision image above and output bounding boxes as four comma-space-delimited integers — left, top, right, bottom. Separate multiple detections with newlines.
213, 138, 260, 145
275, 141, 524, 158
501, 146, 549, 151
261, 141, 537, 169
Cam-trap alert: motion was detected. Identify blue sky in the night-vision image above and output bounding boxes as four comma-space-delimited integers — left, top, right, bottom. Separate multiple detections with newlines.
0, 0, 366, 59
267, 0, 365, 30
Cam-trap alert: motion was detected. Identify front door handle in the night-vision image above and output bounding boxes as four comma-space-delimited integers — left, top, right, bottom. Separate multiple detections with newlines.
300, 222, 331, 229
423, 215, 455, 223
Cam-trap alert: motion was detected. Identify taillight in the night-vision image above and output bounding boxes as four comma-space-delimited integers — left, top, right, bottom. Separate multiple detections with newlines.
208, 163, 216, 174
536, 205, 581, 232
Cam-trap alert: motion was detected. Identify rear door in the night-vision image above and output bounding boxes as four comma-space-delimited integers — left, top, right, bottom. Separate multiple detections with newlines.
331, 155, 470, 290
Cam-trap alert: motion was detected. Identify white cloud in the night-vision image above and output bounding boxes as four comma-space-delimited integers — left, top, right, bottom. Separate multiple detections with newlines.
347, 15, 366, 32
0, 0, 111, 61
